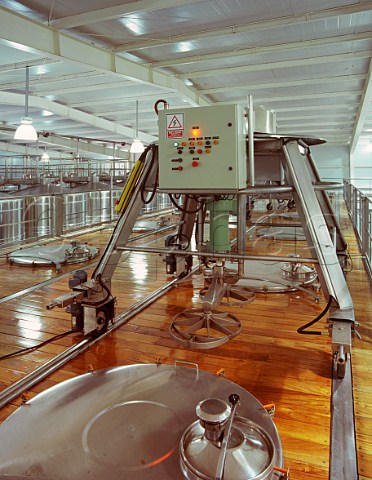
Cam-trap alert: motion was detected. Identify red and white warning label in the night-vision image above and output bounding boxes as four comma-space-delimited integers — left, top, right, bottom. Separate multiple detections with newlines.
166, 113, 184, 138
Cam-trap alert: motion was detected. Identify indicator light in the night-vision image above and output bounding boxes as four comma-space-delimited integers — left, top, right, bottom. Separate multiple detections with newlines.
192, 161, 199, 167
197, 149, 203, 154
213, 139, 219, 145
173, 142, 179, 147
192, 128, 200, 136
197, 141, 203, 146
181, 141, 187, 146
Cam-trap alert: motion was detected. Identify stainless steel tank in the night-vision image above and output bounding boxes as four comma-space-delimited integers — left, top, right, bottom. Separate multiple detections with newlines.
254, 106, 277, 134
0, 197, 25, 245
0, 363, 282, 479
23, 195, 56, 239
87, 190, 112, 225
63, 192, 87, 230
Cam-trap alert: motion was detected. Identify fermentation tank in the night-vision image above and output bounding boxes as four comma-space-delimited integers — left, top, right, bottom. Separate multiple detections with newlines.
87, 190, 112, 224
23, 195, 56, 238
63, 192, 87, 230
0, 196, 25, 245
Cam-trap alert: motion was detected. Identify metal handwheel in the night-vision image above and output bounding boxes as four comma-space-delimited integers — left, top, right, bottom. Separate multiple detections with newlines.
169, 308, 242, 349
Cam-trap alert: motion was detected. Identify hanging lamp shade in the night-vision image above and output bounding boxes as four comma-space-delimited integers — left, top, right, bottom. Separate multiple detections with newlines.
41, 149, 50, 162
130, 138, 145, 154
14, 66, 38, 142
14, 117, 38, 141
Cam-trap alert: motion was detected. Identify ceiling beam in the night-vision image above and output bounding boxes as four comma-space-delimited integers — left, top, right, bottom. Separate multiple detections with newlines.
69, 92, 183, 108
115, 1, 372, 51
51, 0, 202, 29
152, 31, 372, 68
0, 58, 60, 74
350, 59, 372, 153
183, 51, 371, 79
217, 90, 362, 104
0, 137, 129, 160
275, 104, 358, 113
277, 113, 357, 121
0, 72, 120, 93
201, 74, 366, 95
0, 92, 156, 144
0, 6, 208, 108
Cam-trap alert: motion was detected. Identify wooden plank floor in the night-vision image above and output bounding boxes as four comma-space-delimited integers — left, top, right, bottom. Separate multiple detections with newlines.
0, 200, 371, 479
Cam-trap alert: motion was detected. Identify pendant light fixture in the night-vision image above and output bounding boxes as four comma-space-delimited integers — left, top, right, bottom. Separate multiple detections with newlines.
40, 146, 50, 162
14, 66, 38, 142
130, 100, 145, 154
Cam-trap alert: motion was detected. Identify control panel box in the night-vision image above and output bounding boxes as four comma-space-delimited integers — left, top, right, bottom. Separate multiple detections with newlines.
158, 104, 247, 192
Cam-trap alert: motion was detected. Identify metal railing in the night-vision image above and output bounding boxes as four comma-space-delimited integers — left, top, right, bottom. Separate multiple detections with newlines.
344, 180, 372, 281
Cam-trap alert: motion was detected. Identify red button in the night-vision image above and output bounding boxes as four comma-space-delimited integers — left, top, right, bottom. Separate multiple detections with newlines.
178, 166, 183, 171
192, 161, 199, 167
197, 149, 203, 154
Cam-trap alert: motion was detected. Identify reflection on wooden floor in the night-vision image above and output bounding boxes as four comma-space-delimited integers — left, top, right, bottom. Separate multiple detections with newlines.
0, 200, 371, 480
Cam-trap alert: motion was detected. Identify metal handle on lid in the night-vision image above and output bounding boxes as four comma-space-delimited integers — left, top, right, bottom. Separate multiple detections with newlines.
174, 360, 199, 375
215, 393, 240, 480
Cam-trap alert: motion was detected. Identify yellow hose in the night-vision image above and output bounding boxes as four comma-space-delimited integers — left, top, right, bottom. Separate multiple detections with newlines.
115, 159, 144, 213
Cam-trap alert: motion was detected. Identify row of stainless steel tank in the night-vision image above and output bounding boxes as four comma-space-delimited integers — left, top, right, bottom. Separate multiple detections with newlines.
0, 184, 171, 246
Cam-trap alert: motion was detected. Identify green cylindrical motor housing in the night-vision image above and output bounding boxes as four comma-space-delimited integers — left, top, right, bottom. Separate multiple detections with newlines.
208, 198, 234, 252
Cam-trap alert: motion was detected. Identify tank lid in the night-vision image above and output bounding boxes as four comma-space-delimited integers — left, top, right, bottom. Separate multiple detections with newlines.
180, 416, 275, 480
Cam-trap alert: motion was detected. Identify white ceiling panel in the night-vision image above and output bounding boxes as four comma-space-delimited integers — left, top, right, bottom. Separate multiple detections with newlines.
0, 0, 370, 156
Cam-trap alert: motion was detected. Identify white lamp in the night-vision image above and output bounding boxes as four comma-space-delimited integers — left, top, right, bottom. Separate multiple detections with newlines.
14, 66, 38, 142
40, 147, 50, 162
130, 100, 144, 154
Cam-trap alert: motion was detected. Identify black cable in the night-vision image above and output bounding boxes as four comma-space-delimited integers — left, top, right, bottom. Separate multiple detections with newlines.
168, 194, 204, 214
0, 329, 75, 361
297, 295, 334, 335
140, 144, 158, 204
154, 99, 169, 116
85, 273, 113, 306
166, 233, 190, 250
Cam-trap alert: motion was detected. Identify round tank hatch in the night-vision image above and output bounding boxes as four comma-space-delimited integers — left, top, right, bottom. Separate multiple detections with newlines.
8, 240, 99, 267
180, 416, 276, 480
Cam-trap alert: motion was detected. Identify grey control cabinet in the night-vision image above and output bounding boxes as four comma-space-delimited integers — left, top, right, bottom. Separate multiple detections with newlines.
158, 104, 247, 192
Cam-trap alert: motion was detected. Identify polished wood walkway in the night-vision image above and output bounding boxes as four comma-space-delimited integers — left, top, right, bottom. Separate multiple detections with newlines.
0, 200, 371, 480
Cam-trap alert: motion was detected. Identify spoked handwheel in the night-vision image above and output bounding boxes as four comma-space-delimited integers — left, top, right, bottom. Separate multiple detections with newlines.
199, 284, 255, 307
169, 308, 242, 349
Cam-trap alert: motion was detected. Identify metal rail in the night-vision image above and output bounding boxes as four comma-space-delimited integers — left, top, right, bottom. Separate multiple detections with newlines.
0, 223, 179, 305
117, 245, 319, 264
330, 345, 358, 480
0, 271, 194, 410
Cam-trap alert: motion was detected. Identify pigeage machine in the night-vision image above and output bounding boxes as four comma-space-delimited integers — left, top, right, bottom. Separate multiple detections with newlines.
47, 102, 354, 376
43, 101, 357, 480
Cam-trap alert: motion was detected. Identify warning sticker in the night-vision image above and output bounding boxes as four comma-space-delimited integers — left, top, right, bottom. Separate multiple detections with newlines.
167, 130, 183, 139
166, 113, 184, 130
